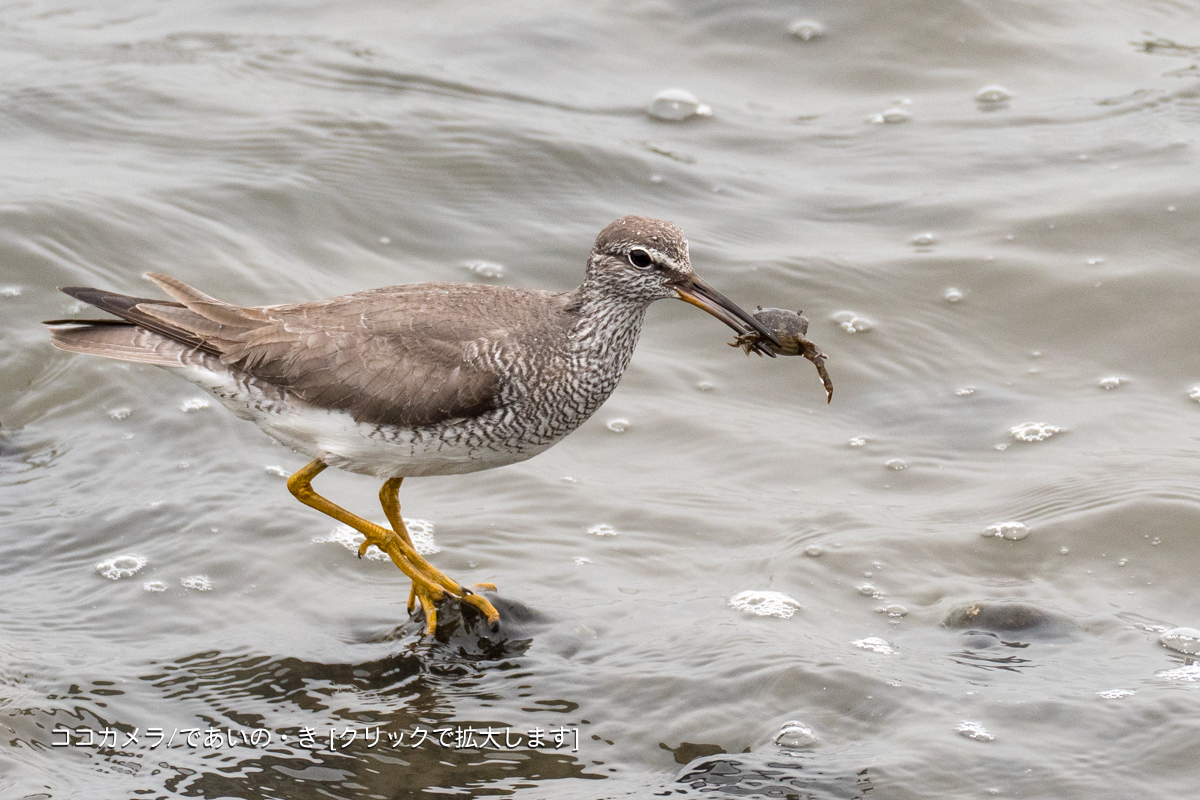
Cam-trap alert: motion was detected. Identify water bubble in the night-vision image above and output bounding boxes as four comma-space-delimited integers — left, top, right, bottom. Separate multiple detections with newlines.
1097, 689, 1135, 699
982, 521, 1029, 540
774, 720, 818, 748
588, 523, 617, 537
95, 554, 147, 580
787, 19, 825, 41
606, 418, 629, 433
975, 85, 1012, 105
264, 465, 288, 477
956, 386, 977, 397
853, 636, 895, 654
180, 397, 210, 412
378, 236, 390, 244
108, 407, 132, 420
956, 721, 994, 741
1087, 257, 1106, 265
912, 232, 937, 247
1188, 386, 1200, 403
1098, 376, 1124, 390
832, 310, 873, 333
560, 476, 578, 484
1159, 627, 1200, 655
647, 89, 712, 121
142, 581, 167, 593
463, 260, 505, 279
804, 544, 824, 557
876, 604, 908, 618
1009, 422, 1064, 442
317, 520, 440, 558
885, 459, 907, 471
1167, 205, 1177, 212
867, 107, 910, 124
1060, 547, 1070, 555
857, 583, 883, 598
696, 380, 715, 391
573, 557, 591, 566
944, 287, 964, 303
848, 436, 868, 447
181, 575, 212, 591
729, 590, 802, 619
650, 174, 664, 184
0, 286, 21, 298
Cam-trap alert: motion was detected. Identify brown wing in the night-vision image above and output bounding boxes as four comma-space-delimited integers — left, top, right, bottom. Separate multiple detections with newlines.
56, 274, 557, 428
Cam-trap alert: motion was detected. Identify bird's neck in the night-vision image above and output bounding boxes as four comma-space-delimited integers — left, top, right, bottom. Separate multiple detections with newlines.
567, 278, 650, 357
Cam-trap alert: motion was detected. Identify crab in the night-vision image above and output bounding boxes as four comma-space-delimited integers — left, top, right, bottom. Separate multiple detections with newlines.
730, 307, 833, 404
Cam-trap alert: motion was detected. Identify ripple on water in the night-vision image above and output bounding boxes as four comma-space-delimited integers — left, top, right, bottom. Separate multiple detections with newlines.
606, 418, 629, 433
316, 519, 440, 558
95, 554, 147, 580
1009, 422, 1064, 442
982, 521, 1029, 540
646, 89, 711, 121
1097, 689, 1135, 699
1157, 664, 1200, 682
728, 590, 802, 619
1159, 627, 1200, 655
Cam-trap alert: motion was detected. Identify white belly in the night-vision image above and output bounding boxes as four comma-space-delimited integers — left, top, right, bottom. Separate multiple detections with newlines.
168, 362, 557, 479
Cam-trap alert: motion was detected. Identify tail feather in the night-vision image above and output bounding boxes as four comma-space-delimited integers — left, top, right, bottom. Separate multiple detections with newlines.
49, 324, 192, 366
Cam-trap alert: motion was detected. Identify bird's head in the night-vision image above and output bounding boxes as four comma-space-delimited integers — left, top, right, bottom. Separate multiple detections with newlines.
587, 216, 779, 352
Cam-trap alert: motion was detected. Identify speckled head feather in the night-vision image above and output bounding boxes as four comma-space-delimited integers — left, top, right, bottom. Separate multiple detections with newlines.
592, 216, 690, 266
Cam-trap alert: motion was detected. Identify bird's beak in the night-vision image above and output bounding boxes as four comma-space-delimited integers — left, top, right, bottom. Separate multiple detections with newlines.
674, 274, 780, 356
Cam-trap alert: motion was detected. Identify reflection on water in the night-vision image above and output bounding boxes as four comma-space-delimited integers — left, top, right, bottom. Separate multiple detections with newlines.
3, 0, 1200, 798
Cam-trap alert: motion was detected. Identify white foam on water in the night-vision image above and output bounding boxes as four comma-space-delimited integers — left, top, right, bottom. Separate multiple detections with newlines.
605, 418, 629, 433
885, 459, 907, 471
912, 232, 937, 246
180, 575, 212, 591
462, 260, 505, 279
1009, 422, 1064, 442
108, 407, 132, 420
1098, 376, 1124, 390
180, 397, 210, 412
316, 519, 441, 559
956, 721, 994, 741
852, 636, 895, 654
982, 521, 1029, 540
867, 107, 910, 124
1097, 689, 1135, 699
956, 386, 977, 397
787, 19, 824, 41
95, 554, 147, 581
587, 523, 617, 537
832, 311, 874, 333
263, 465, 287, 477
729, 590, 802, 619
1157, 664, 1200, 682
944, 287, 963, 302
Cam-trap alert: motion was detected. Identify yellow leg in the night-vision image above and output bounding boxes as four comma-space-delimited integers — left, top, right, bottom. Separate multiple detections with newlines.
287, 461, 499, 633
378, 476, 500, 628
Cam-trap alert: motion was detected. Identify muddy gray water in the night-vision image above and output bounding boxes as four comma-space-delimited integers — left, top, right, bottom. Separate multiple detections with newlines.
3, 2, 1200, 798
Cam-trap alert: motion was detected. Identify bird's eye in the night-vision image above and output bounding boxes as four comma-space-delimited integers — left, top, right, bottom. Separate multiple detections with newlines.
628, 249, 653, 268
